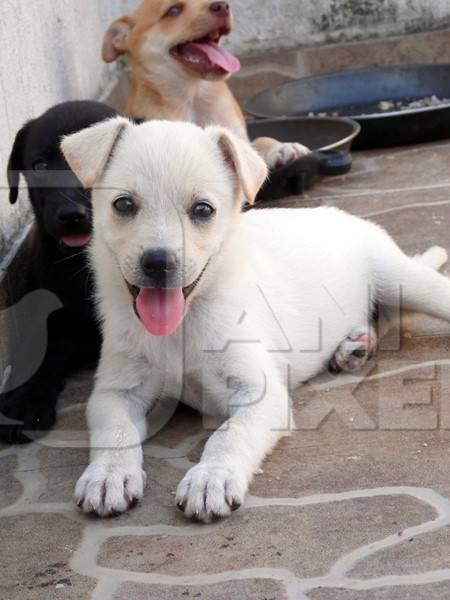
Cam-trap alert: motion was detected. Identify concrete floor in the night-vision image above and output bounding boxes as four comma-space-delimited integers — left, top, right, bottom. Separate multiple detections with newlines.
2, 137, 450, 599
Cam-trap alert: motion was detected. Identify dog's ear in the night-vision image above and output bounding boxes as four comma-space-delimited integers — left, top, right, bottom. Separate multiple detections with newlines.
60, 117, 131, 188
207, 126, 268, 205
7, 121, 32, 204
102, 16, 135, 63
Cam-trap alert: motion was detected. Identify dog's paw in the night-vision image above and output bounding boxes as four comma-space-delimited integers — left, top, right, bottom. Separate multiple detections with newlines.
266, 142, 310, 169
175, 463, 246, 523
329, 327, 377, 374
75, 460, 147, 517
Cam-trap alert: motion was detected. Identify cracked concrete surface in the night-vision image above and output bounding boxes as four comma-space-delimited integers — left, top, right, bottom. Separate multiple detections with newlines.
4, 38, 450, 599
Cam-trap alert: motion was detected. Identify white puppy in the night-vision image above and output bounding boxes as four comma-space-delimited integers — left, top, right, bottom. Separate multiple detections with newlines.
61, 118, 450, 522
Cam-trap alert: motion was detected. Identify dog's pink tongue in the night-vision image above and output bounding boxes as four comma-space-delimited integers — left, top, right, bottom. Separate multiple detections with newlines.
186, 41, 240, 73
62, 234, 91, 248
136, 288, 185, 336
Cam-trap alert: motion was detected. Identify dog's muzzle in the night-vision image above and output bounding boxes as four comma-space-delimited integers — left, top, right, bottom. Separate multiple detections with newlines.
126, 261, 210, 310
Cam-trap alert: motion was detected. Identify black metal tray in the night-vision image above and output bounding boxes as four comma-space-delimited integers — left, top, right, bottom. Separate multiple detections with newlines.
246, 64, 450, 150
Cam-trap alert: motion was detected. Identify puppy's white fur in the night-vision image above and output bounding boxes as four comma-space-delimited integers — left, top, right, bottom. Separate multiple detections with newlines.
62, 118, 450, 522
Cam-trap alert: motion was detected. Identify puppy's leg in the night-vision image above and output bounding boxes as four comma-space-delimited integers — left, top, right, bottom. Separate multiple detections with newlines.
75, 385, 152, 517
0, 341, 66, 444
176, 355, 290, 523
253, 136, 310, 169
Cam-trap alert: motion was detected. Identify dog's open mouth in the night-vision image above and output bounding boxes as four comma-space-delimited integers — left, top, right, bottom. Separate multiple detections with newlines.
170, 27, 240, 76
61, 234, 91, 248
126, 263, 209, 337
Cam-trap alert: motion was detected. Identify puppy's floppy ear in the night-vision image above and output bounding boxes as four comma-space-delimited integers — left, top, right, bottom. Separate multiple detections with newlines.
207, 126, 268, 205
60, 117, 131, 188
7, 121, 32, 204
102, 16, 135, 63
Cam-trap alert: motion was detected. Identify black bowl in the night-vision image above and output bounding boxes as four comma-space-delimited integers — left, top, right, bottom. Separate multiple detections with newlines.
247, 116, 360, 201
246, 64, 450, 149
247, 116, 360, 152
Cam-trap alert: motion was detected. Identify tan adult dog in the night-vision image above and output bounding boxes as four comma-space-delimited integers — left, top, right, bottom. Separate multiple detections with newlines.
102, 0, 309, 168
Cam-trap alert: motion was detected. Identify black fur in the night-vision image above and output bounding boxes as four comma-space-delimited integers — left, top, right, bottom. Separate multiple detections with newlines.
0, 101, 119, 444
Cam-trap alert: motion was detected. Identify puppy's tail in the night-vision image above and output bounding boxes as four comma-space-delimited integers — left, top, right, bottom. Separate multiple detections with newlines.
412, 245, 448, 270
373, 238, 450, 323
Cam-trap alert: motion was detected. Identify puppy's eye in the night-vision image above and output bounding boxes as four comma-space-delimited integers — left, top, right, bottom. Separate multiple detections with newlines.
190, 201, 215, 221
113, 196, 137, 216
165, 3, 184, 16
32, 160, 48, 171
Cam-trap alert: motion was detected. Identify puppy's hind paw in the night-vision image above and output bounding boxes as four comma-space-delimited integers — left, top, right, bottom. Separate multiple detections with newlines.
175, 464, 246, 523
266, 142, 310, 169
75, 461, 147, 517
329, 327, 377, 374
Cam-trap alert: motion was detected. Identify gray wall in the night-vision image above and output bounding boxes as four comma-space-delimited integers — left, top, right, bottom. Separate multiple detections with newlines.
230, 0, 450, 55
0, 0, 135, 265
2, 0, 450, 264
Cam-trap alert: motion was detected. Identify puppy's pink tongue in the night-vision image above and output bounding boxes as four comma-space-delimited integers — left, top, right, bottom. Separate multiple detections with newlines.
136, 288, 185, 336
186, 41, 241, 73
62, 234, 91, 248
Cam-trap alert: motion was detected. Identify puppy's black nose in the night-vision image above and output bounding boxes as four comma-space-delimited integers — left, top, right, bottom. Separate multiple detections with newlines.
57, 205, 87, 224
140, 249, 177, 282
210, 1, 230, 16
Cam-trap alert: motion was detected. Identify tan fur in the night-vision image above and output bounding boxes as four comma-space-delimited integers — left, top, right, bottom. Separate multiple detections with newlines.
102, 0, 306, 163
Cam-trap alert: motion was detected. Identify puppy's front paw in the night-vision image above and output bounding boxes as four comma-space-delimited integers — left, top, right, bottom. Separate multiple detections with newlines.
176, 464, 246, 523
75, 460, 146, 517
266, 142, 310, 169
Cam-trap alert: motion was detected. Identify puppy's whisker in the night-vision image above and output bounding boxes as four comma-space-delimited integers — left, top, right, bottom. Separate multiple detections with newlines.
77, 188, 91, 202
53, 250, 87, 265
59, 190, 75, 203
59, 189, 90, 210
70, 264, 89, 280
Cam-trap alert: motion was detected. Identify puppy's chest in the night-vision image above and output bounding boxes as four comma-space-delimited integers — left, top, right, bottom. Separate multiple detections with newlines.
187, 92, 244, 135
181, 373, 227, 415
140, 329, 206, 378
178, 103, 220, 128
139, 330, 224, 408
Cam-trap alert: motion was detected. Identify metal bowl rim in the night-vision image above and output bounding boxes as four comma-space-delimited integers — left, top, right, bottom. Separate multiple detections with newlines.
247, 115, 361, 152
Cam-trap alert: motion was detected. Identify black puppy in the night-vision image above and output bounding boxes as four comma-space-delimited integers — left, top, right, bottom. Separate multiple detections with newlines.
1, 101, 119, 443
